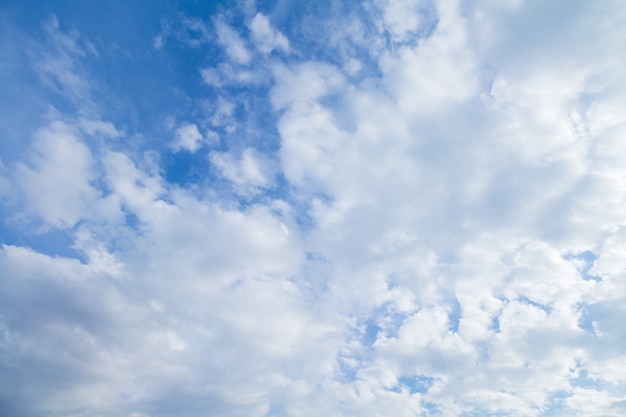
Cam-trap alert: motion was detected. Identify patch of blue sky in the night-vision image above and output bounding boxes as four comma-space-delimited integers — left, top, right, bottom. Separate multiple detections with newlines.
362, 318, 380, 347
563, 250, 602, 282
585, 300, 626, 350
164, 149, 213, 187
265, 402, 287, 417
0, 221, 87, 263
570, 368, 607, 390
18, 2, 262, 153
397, 375, 435, 394
0, 6, 177, 151
366, 303, 409, 340
517, 295, 552, 314
538, 389, 592, 417
0, 18, 68, 158
575, 303, 595, 334
422, 401, 443, 415
335, 353, 359, 383
489, 314, 501, 333
92, 45, 221, 151
448, 296, 462, 333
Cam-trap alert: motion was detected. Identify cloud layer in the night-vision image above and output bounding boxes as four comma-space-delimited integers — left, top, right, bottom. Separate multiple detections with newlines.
1, 0, 626, 416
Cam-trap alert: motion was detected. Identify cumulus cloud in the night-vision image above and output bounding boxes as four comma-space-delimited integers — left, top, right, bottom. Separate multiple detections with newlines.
2, 1, 626, 416
215, 19, 252, 65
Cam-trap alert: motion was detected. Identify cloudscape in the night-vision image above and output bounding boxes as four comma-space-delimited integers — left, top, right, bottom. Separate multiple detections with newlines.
1, 1, 625, 416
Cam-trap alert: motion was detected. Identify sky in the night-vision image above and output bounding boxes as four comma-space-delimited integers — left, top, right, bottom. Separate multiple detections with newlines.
1, 0, 626, 416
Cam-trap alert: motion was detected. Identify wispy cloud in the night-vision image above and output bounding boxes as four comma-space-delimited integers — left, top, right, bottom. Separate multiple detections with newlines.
249, 12, 290, 54
154, 14, 211, 49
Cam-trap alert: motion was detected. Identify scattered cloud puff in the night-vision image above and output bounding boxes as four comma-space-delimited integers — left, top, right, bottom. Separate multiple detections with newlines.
1, 1, 626, 417
172, 122, 204, 153
249, 12, 290, 54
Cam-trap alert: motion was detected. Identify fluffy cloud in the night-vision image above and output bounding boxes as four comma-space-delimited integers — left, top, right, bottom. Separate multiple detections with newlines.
2, 1, 626, 416
15, 120, 100, 228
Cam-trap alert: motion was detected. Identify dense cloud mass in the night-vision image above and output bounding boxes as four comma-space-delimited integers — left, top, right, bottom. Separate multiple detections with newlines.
1, 0, 626, 416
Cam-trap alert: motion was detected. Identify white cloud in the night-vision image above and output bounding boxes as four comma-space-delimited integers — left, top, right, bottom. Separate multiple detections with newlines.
172, 122, 204, 153
270, 62, 345, 110
249, 13, 290, 54
215, 19, 252, 65
379, 4, 477, 113
15, 121, 99, 228
199, 66, 223, 87
269, 1, 626, 414
209, 97, 236, 128
78, 118, 121, 137
200, 62, 267, 87
3, 1, 626, 416
102, 150, 172, 224
210, 148, 274, 195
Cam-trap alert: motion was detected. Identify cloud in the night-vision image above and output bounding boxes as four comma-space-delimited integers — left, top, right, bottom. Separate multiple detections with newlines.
2, 1, 626, 416
200, 62, 266, 87
379, 0, 438, 43
172, 122, 204, 153
270, 62, 345, 111
34, 15, 96, 102
215, 19, 252, 65
78, 118, 121, 137
249, 12, 290, 54
154, 14, 211, 49
210, 148, 275, 195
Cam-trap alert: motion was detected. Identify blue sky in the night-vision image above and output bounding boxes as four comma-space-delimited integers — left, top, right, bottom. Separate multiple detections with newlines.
1, 1, 626, 416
